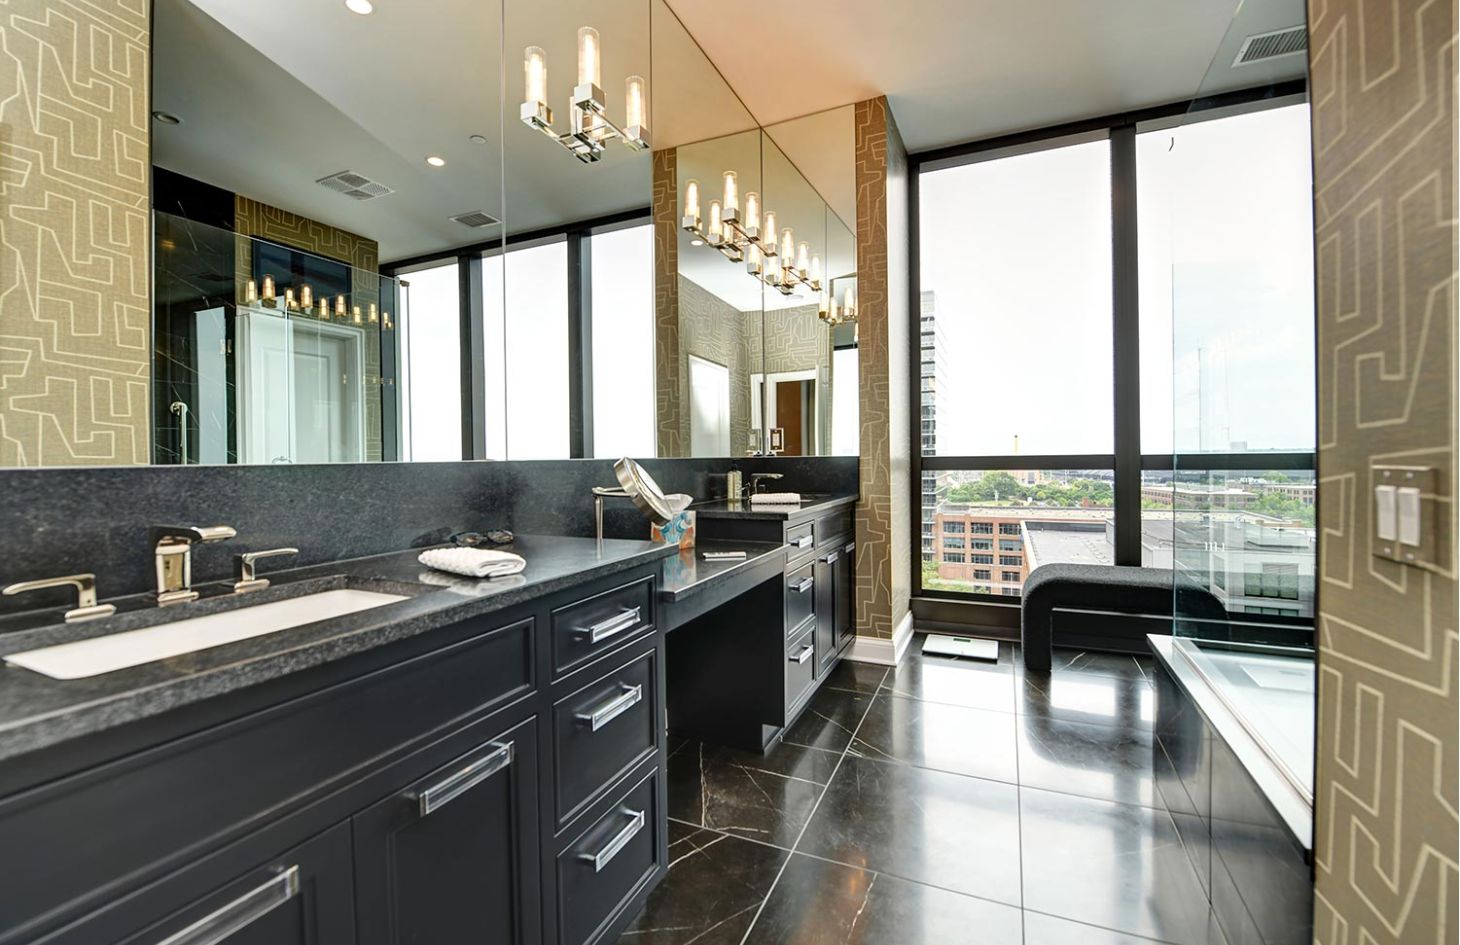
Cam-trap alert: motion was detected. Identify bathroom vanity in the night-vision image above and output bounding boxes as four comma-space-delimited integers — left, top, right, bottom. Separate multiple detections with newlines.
0, 511, 856, 945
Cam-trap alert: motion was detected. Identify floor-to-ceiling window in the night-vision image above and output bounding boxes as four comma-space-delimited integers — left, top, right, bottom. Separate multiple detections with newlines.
589, 223, 655, 457
398, 260, 462, 462
911, 93, 1315, 613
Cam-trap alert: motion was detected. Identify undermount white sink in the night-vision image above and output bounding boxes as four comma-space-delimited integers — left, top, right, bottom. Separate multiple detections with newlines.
4, 588, 409, 680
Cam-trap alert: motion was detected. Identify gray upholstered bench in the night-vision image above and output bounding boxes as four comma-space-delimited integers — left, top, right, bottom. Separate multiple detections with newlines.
1020, 564, 1223, 672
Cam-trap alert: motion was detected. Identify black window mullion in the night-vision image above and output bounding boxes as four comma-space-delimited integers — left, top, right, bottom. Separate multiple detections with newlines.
567, 231, 593, 458
459, 254, 486, 460
1110, 124, 1142, 567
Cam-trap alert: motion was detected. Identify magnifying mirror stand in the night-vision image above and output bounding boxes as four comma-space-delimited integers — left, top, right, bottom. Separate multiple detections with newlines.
590, 486, 634, 551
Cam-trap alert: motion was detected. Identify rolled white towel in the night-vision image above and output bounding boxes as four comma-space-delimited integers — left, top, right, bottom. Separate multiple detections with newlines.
750, 492, 802, 505
418, 547, 527, 578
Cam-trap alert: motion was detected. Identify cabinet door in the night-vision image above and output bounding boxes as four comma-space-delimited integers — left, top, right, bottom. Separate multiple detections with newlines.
99, 822, 355, 945
353, 716, 540, 945
814, 551, 837, 673
833, 540, 854, 652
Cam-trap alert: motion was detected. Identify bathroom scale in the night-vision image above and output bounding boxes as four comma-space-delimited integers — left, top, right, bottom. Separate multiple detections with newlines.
921, 634, 1000, 661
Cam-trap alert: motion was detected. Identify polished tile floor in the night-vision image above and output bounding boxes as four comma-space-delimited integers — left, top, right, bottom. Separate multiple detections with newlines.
619, 635, 1226, 945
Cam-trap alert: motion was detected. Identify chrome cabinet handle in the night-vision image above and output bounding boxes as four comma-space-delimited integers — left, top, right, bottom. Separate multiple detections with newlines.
415, 741, 514, 817
577, 684, 643, 732
793, 535, 814, 548
154, 866, 300, 945
790, 644, 814, 665
821, 551, 839, 564
578, 607, 642, 644
581, 809, 646, 873
791, 577, 814, 593
843, 542, 855, 554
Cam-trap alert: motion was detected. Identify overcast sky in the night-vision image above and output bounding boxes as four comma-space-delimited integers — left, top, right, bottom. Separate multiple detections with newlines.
919, 103, 1316, 460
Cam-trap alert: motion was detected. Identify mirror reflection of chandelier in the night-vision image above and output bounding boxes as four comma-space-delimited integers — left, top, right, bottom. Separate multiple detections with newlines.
681, 172, 824, 300
520, 28, 649, 163
819, 282, 856, 326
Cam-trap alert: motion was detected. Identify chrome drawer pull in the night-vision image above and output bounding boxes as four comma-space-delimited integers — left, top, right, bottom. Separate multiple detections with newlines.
415, 741, 514, 817
843, 542, 855, 554
791, 644, 814, 665
578, 607, 642, 644
821, 551, 839, 564
154, 866, 299, 945
582, 808, 646, 873
793, 535, 814, 548
791, 577, 814, 593
577, 683, 643, 732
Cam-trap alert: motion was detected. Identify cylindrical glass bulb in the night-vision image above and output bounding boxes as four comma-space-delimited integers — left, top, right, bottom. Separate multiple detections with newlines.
524, 46, 547, 104
780, 228, 794, 262
810, 255, 823, 284
722, 171, 738, 214
762, 212, 777, 253
796, 242, 810, 275
261, 275, 275, 301
708, 200, 722, 240
335, 295, 346, 317
300, 285, 313, 310
245, 279, 257, 304
685, 180, 700, 221
577, 27, 600, 87
744, 192, 760, 231
625, 75, 646, 128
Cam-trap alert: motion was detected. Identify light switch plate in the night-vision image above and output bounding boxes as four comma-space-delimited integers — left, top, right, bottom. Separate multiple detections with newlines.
1372, 465, 1437, 566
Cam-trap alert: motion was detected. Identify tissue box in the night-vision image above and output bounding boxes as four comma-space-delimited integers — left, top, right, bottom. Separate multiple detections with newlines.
651, 510, 696, 549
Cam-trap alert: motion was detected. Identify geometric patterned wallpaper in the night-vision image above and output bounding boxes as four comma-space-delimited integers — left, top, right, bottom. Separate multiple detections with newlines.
1308, 0, 1458, 941
0, 0, 151, 466
652, 147, 684, 457
851, 96, 911, 641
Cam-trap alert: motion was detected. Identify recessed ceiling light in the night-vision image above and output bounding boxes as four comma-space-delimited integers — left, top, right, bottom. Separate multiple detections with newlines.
690, 238, 705, 247
344, 0, 374, 14
152, 110, 181, 124
469, 134, 489, 145
425, 155, 446, 168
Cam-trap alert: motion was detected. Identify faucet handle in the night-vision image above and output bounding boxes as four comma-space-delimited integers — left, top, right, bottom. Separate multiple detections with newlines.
233, 548, 299, 594
2, 573, 116, 623
150, 524, 237, 547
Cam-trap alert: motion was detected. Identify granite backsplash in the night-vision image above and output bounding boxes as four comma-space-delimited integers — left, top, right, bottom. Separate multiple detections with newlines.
0, 456, 857, 617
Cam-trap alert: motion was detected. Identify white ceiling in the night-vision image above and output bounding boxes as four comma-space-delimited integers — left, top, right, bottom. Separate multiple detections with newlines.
663, 0, 1308, 152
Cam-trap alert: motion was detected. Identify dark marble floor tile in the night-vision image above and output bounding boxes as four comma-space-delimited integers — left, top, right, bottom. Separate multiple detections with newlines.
880, 650, 1017, 713
848, 693, 1018, 783
820, 658, 890, 694
1023, 911, 1181, 944
617, 821, 786, 945
744, 853, 1023, 945
1020, 787, 1213, 945
667, 741, 828, 849
781, 685, 875, 754
797, 754, 1022, 906
1018, 667, 1158, 731
1020, 648, 1155, 681
1016, 715, 1159, 807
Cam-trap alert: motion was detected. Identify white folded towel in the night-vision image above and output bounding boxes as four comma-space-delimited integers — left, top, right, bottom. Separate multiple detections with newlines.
750, 492, 802, 505
417, 547, 527, 578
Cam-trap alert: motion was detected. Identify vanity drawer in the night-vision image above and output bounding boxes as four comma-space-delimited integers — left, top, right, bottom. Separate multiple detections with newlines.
816, 508, 853, 546
785, 625, 816, 711
552, 649, 658, 830
556, 765, 662, 945
785, 521, 817, 556
785, 560, 816, 634
551, 577, 654, 676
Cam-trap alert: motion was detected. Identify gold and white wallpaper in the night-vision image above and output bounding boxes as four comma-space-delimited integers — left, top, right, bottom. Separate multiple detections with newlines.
652, 148, 684, 458
852, 96, 911, 640
1308, 0, 1458, 941
0, 0, 151, 466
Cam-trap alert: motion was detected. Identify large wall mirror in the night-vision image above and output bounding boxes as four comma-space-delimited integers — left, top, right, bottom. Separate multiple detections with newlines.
0, 0, 855, 467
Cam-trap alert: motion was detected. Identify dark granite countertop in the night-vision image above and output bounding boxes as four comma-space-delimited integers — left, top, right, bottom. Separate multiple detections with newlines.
658, 540, 787, 602
0, 535, 676, 763
689, 492, 856, 522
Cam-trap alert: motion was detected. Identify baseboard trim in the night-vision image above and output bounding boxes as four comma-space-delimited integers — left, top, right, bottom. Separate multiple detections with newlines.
847, 611, 915, 666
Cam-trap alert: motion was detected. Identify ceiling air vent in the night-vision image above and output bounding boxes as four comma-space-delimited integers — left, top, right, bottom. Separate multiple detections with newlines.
450, 210, 501, 228
1233, 26, 1307, 66
316, 170, 395, 201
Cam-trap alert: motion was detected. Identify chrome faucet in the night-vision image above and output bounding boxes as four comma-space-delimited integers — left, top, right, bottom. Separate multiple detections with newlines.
2, 573, 115, 622
150, 525, 236, 605
750, 473, 784, 495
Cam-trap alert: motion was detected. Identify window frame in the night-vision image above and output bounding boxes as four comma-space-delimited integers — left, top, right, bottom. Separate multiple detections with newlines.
908, 82, 1314, 611
382, 208, 651, 460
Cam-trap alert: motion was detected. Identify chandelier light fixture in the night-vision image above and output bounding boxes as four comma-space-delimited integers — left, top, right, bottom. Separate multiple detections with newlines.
819, 282, 857, 326
682, 171, 823, 298
521, 28, 649, 163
